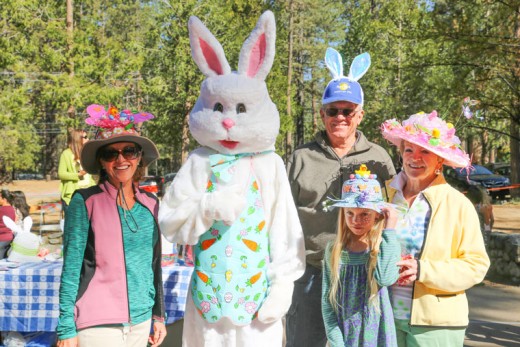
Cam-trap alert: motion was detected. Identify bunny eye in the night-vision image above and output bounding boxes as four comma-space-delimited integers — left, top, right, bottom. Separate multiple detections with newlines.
236, 103, 246, 114
213, 103, 224, 112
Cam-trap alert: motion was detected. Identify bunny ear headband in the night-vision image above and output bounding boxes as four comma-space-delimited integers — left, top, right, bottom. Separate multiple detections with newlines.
80, 104, 159, 174
322, 47, 371, 105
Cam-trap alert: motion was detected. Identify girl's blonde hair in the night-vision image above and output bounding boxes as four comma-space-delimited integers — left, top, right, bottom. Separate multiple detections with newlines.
327, 208, 385, 313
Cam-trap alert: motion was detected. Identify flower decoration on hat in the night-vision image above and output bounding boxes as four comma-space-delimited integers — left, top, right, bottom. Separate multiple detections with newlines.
85, 104, 154, 140
322, 165, 395, 213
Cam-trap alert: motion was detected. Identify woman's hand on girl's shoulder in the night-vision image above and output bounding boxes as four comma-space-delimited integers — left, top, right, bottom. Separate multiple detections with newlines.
57, 337, 78, 347
380, 206, 398, 230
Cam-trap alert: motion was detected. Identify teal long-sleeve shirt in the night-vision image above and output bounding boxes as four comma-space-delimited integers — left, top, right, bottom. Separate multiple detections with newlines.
57, 193, 159, 339
321, 229, 401, 347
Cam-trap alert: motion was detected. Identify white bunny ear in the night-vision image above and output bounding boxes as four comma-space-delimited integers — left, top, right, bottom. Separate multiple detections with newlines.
348, 52, 371, 81
2, 216, 20, 235
188, 16, 231, 78
22, 216, 33, 234
325, 47, 343, 79
237, 11, 276, 80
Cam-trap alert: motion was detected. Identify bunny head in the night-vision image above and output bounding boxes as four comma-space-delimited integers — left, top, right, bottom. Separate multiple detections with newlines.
322, 47, 371, 106
188, 11, 279, 155
2, 215, 41, 263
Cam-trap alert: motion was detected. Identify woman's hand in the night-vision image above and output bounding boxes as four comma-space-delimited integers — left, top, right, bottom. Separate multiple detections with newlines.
57, 336, 78, 347
148, 321, 167, 347
397, 256, 418, 286
380, 206, 398, 230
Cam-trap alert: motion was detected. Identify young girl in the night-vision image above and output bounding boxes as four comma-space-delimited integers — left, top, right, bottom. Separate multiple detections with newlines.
322, 166, 401, 347
8, 190, 30, 227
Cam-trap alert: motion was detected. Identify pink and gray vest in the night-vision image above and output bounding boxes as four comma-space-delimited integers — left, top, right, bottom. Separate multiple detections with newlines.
73, 181, 165, 329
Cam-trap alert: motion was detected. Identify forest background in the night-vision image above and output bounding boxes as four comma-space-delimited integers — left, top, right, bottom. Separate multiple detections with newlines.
0, 0, 519, 197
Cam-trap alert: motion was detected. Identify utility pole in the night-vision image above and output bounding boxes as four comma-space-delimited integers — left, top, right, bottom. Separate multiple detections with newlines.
66, 0, 76, 119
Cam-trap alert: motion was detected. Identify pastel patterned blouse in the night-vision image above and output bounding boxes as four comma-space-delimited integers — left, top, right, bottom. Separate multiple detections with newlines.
389, 172, 431, 320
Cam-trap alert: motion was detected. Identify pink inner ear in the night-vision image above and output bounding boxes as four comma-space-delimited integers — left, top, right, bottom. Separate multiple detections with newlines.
200, 38, 223, 75
247, 33, 266, 78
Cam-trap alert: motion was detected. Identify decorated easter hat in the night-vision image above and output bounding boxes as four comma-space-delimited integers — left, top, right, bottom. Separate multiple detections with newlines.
322, 48, 371, 105
381, 110, 470, 168
80, 104, 159, 174
324, 165, 391, 213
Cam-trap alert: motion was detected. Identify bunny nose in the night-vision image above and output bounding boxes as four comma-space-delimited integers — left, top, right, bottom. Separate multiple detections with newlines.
222, 118, 235, 130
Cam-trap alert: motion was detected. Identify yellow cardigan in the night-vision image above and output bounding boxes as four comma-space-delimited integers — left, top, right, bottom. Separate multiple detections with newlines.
387, 174, 490, 327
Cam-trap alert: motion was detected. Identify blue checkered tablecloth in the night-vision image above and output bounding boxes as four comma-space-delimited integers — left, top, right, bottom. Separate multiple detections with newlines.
0, 262, 62, 332
0, 261, 194, 332
162, 264, 194, 325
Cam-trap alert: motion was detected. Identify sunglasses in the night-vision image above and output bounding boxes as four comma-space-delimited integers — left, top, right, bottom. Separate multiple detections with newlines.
100, 146, 141, 162
324, 107, 359, 118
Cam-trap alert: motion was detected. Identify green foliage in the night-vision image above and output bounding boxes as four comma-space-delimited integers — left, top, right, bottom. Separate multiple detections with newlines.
0, 0, 518, 185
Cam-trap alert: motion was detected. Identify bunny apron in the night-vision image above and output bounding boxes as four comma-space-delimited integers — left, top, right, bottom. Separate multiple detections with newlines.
183, 153, 284, 347
192, 152, 270, 324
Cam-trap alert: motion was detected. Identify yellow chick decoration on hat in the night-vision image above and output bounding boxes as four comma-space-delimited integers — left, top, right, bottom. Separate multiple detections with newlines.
355, 164, 371, 178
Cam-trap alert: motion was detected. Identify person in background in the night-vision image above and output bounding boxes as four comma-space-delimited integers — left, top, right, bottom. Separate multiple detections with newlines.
286, 48, 396, 346
381, 111, 490, 346
466, 185, 494, 245
322, 166, 400, 347
8, 190, 30, 227
0, 189, 16, 258
58, 128, 95, 216
56, 104, 166, 347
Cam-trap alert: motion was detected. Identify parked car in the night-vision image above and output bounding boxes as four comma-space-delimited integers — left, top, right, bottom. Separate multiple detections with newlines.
162, 172, 177, 196
444, 164, 511, 201
139, 175, 164, 197
485, 162, 511, 181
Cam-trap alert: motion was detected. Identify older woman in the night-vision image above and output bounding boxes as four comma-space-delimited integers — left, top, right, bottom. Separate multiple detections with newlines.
56, 105, 166, 347
381, 111, 490, 346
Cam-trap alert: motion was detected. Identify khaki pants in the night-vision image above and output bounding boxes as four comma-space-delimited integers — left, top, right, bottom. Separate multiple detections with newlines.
78, 319, 151, 347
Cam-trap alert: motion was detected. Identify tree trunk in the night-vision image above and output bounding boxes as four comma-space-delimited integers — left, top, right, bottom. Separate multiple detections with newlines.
181, 106, 191, 165
66, 0, 76, 119
44, 108, 59, 179
312, 79, 318, 135
511, 5, 520, 198
66, 0, 74, 78
295, 50, 304, 146
285, 0, 294, 161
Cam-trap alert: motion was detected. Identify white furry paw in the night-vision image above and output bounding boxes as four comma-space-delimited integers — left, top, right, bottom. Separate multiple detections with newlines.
203, 184, 247, 224
257, 282, 294, 324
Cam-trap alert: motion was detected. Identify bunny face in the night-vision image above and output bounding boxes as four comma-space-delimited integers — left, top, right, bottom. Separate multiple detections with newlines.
188, 11, 279, 155
190, 74, 279, 154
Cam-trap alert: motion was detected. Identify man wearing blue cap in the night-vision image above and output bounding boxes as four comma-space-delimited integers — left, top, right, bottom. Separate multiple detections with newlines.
286, 48, 396, 346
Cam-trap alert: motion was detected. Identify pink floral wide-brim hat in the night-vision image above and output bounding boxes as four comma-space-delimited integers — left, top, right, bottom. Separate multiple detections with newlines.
80, 104, 159, 174
381, 110, 470, 168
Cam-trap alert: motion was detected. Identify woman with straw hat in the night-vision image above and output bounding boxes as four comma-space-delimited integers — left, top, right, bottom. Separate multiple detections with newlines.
56, 104, 166, 347
381, 111, 490, 346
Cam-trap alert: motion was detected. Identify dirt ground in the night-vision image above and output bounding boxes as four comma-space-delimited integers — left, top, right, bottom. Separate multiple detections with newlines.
3, 179, 520, 233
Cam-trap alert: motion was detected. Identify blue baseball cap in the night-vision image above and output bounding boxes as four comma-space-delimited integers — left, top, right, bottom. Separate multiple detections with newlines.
322, 77, 364, 105
322, 48, 370, 106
